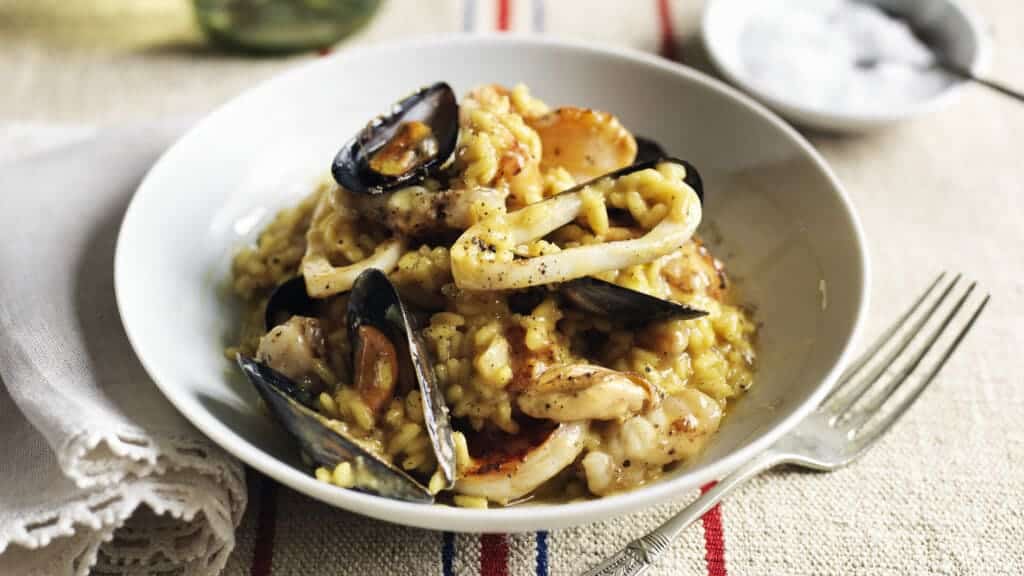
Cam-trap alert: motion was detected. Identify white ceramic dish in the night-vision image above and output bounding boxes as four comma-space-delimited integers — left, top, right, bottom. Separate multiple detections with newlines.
115, 35, 869, 532
702, 0, 992, 132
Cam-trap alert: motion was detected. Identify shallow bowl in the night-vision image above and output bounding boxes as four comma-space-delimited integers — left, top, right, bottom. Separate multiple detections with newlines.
115, 35, 869, 532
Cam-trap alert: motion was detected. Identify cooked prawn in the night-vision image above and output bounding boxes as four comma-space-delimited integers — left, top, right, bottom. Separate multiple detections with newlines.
455, 422, 588, 504
517, 365, 658, 422
581, 389, 723, 495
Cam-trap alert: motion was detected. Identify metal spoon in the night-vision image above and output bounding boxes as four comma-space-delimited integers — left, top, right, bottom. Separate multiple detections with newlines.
854, 4, 1024, 105
855, 56, 1024, 104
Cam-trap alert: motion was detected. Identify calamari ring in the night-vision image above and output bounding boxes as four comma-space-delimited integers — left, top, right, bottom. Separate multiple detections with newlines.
450, 159, 702, 290
301, 238, 405, 298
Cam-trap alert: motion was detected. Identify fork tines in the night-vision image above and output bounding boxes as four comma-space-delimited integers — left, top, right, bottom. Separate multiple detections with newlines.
822, 272, 990, 438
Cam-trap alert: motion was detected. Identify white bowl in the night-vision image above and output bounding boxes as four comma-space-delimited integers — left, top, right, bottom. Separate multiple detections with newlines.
702, 0, 992, 132
115, 35, 869, 532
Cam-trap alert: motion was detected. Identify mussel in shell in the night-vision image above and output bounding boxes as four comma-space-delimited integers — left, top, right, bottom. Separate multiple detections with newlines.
237, 355, 433, 502
332, 82, 459, 195
241, 268, 456, 500
560, 276, 706, 325
347, 269, 456, 488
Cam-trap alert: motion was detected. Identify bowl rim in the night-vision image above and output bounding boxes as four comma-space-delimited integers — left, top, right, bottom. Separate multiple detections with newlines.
115, 33, 871, 532
700, 0, 994, 131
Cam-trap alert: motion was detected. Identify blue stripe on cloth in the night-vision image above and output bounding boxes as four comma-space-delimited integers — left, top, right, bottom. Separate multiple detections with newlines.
442, 531, 455, 576
463, 0, 477, 32
535, 531, 549, 576
531, 0, 545, 32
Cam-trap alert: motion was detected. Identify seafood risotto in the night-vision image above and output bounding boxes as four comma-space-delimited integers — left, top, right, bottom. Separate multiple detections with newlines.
229, 82, 756, 507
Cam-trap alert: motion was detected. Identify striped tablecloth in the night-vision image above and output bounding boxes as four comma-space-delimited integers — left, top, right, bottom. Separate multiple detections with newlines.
3, 0, 1022, 574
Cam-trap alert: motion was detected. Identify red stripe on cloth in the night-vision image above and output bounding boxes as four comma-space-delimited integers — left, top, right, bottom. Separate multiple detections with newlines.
480, 533, 509, 576
700, 482, 727, 576
496, 0, 511, 31
250, 475, 278, 576
656, 0, 677, 60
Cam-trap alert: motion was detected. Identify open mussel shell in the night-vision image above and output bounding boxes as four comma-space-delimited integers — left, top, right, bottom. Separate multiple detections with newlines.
237, 355, 433, 503
560, 277, 707, 325
264, 276, 317, 330
332, 82, 459, 195
347, 268, 457, 489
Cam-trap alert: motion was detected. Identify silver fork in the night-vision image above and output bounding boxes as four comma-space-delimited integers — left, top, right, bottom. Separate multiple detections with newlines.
581, 273, 989, 576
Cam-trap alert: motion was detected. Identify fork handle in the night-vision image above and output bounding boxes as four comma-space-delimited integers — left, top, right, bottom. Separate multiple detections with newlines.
580, 450, 785, 576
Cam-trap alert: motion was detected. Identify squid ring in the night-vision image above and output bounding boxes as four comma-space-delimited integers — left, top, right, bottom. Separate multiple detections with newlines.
302, 238, 405, 298
450, 159, 702, 291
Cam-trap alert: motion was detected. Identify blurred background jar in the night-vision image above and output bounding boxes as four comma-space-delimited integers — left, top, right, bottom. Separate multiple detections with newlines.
194, 0, 381, 53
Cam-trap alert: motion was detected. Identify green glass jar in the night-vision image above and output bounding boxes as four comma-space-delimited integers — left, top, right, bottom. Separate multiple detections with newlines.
194, 0, 380, 54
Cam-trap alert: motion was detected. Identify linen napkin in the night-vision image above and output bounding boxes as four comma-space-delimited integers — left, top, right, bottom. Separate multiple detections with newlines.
0, 121, 246, 576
